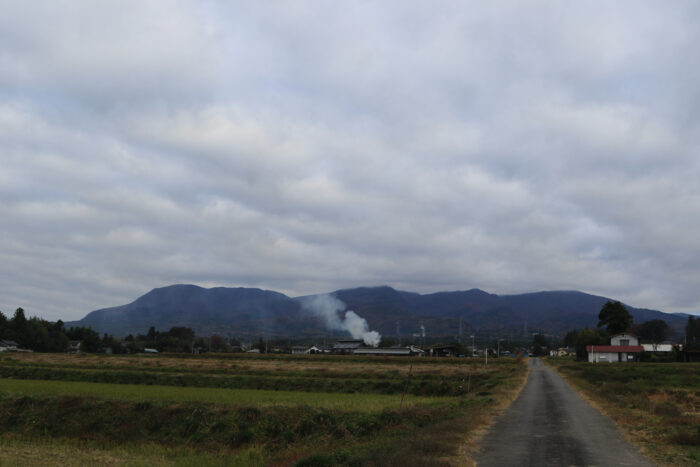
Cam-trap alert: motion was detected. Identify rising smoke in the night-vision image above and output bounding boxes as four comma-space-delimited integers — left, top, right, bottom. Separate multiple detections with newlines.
300, 294, 381, 347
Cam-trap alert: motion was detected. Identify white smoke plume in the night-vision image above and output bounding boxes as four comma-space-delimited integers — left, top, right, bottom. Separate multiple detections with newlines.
300, 294, 381, 347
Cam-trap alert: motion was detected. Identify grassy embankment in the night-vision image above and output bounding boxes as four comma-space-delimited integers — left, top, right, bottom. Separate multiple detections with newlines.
0, 352, 528, 466
549, 359, 699, 466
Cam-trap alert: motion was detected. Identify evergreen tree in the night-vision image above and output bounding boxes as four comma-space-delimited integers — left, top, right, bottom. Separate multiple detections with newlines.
687, 316, 700, 347
597, 301, 633, 335
0, 311, 7, 338
11, 308, 29, 346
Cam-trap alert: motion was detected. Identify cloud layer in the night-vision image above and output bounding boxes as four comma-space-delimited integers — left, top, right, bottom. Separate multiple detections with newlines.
1, 1, 699, 321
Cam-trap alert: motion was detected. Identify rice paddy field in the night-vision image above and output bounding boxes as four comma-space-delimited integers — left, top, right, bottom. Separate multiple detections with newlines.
0, 352, 528, 466
549, 359, 700, 466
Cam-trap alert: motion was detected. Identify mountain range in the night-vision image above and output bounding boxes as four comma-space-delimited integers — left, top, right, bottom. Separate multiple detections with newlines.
65, 284, 689, 340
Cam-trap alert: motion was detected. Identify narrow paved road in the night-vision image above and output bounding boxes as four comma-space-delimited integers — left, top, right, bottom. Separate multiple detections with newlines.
476, 358, 653, 467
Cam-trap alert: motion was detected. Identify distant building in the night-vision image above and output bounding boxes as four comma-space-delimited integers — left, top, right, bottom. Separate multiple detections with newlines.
143, 348, 159, 353
332, 339, 364, 354
307, 344, 331, 354
353, 346, 425, 357
293, 344, 333, 355
427, 345, 459, 357
641, 343, 674, 353
0, 340, 18, 352
291, 345, 309, 355
587, 333, 643, 363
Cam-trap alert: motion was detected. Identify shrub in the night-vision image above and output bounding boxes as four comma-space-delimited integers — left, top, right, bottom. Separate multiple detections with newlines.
652, 401, 682, 418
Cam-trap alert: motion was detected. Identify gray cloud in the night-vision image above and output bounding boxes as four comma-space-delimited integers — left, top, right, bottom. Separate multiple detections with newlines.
1, 1, 699, 321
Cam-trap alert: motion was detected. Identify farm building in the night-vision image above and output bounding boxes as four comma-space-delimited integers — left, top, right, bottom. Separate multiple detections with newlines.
292, 345, 332, 355
427, 345, 459, 357
587, 333, 643, 363
332, 339, 364, 354
353, 346, 425, 357
549, 348, 571, 357
307, 345, 331, 354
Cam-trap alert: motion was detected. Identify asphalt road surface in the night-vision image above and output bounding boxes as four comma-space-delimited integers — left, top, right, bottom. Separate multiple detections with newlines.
476, 358, 653, 467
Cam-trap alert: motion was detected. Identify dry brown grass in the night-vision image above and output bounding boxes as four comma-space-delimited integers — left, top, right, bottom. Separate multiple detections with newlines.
288, 359, 530, 467
548, 360, 700, 467
0, 353, 529, 466
2, 352, 499, 379
0, 439, 161, 466
450, 358, 531, 466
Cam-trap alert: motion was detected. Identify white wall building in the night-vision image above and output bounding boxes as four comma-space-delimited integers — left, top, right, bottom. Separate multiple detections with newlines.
587, 333, 643, 363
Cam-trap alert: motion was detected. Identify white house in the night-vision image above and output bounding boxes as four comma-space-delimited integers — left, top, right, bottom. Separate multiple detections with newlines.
0, 339, 18, 352
610, 333, 639, 346
587, 333, 643, 363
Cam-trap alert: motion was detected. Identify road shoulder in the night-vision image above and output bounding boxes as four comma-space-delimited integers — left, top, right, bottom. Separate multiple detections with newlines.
546, 358, 699, 466
453, 358, 531, 466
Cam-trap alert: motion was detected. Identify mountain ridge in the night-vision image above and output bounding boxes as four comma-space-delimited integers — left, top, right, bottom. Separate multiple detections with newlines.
66, 284, 688, 339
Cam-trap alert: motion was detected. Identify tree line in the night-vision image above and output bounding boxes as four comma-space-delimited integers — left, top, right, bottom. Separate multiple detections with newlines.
3, 303, 698, 357
0, 308, 97, 352
0, 308, 227, 354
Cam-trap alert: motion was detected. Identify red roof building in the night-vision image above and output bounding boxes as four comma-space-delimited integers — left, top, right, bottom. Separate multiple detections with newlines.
586, 345, 644, 353
587, 333, 643, 363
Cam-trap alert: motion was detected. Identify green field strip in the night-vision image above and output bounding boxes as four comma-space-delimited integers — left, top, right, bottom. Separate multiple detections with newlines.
0, 377, 442, 411
0, 357, 474, 380
0, 360, 456, 381
0, 365, 476, 396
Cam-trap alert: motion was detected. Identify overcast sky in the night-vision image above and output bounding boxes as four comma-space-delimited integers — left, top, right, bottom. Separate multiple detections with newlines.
1, 1, 699, 321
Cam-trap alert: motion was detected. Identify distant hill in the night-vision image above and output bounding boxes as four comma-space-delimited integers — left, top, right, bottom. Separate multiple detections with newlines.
66, 284, 689, 339
66, 285, 321, 338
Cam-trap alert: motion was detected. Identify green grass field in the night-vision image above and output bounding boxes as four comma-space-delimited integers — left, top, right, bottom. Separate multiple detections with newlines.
0, 378, 440, 410
0, 353, 528, 466
550, 360, 700, 466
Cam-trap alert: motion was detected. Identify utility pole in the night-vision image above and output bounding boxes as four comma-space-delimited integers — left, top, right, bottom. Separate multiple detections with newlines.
470, 335, 475, 357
